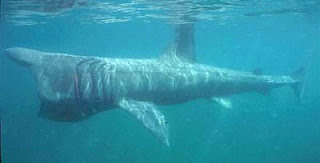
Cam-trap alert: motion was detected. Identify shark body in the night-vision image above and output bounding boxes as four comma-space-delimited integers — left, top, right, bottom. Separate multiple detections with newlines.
2, 25, 305, 146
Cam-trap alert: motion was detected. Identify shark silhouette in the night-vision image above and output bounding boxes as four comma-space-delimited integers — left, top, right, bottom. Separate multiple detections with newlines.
3, 24, 306, 146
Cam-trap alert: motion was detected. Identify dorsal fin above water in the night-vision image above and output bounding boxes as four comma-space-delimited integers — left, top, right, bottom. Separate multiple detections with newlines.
161, 23, 196, 63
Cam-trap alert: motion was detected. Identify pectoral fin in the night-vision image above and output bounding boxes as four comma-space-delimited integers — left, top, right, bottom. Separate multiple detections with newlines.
211, 97, 232, 109
118, 98, 169, 146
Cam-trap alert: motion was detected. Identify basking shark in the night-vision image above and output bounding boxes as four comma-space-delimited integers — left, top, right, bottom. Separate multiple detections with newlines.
3, 24, 306, 146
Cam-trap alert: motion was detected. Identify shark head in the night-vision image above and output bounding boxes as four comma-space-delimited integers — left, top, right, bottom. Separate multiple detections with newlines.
4, 48, 42, 68
3, 47, 102, 121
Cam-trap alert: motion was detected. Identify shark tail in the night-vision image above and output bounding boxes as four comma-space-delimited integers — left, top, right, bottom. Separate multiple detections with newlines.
289, 55, 312, 101
290, 67, 307, 101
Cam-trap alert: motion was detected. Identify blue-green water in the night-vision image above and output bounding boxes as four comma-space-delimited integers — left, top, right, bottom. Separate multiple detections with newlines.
1, 1, 320, 162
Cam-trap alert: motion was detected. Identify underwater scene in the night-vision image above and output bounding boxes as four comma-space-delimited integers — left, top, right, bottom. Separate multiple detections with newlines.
0, 0, 320, 162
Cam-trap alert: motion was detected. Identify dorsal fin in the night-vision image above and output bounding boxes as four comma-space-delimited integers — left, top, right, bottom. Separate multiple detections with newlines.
161, 23, 196, 63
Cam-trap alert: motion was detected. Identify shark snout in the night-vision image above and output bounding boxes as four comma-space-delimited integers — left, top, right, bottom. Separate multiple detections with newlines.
3, 47, 41, 68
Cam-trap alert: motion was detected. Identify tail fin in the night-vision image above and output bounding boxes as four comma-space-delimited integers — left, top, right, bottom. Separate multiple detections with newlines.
290, 67, 307, 101
290, 55, 312, 101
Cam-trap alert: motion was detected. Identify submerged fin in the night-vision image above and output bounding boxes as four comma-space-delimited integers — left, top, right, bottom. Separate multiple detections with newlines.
119, 98, 169, 146
161, 23, 196, 63
211, 97, 232, 109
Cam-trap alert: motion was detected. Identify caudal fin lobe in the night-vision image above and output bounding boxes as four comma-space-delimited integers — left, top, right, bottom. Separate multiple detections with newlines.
290, 54, 313, 101
290, 67, 306, 101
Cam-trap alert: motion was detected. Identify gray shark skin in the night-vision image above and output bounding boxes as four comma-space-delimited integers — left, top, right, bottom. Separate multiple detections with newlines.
3, 47, 304, 146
